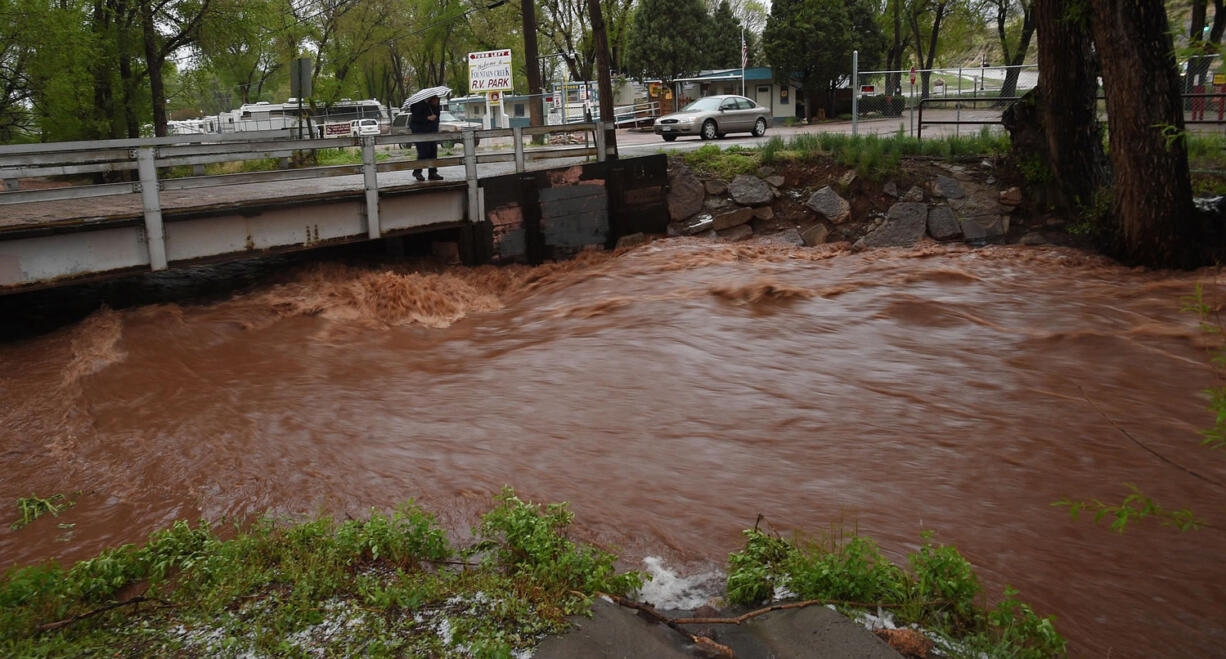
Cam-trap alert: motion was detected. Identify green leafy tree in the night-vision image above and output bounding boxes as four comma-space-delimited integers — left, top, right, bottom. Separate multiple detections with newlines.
707, 0, 744, 69
624, 0, 709, 87
763, 0, 884, 117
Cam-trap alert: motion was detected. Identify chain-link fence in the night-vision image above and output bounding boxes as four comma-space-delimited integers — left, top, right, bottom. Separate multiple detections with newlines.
853, 64, 1038, 136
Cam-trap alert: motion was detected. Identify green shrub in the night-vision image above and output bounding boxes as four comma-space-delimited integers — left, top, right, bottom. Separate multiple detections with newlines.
476, 487, 644, 605
724, 525, 1064, 657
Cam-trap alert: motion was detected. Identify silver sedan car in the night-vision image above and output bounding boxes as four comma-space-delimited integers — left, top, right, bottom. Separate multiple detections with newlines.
653, 94, 771, 142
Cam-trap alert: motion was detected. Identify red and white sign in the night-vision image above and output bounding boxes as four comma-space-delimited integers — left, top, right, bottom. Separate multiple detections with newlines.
469, 49, 513, 93
909, 66, 916, 85
489, 91, 501, 103
323, 122, 352, 137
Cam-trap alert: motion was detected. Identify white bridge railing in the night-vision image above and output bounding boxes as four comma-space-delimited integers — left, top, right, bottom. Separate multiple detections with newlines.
0, 123, 614, 271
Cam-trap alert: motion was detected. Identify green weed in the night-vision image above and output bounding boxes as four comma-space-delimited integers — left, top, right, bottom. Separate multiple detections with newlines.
11, 494, 74, 530
725, 525, 1064, 657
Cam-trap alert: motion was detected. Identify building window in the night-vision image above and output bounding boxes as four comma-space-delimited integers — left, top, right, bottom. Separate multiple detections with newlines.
780, 86, 790, 105
514, 103, 525, 117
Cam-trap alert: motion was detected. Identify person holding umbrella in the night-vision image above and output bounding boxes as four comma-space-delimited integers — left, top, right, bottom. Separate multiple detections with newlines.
404, 85, 450, 181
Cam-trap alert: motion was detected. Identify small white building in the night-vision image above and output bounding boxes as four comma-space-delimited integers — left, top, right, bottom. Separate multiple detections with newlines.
670, 68, 804, 125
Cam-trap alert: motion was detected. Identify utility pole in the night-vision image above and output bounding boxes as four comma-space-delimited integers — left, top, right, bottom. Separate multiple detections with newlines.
521, 0, 545, 142
586, 0, 617, 158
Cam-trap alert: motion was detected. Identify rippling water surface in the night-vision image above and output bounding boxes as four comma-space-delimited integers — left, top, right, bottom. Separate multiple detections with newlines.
2, 240, 1223, 657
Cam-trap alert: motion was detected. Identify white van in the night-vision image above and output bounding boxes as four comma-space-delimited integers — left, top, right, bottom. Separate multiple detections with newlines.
350, 118, 381, 136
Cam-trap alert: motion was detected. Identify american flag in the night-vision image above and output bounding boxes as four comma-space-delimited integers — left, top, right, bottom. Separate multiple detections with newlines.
741, 31, 748, 69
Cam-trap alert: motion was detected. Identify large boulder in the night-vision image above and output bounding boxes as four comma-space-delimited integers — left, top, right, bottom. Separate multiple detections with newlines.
704, 179, 728, 196
926, 206, 962, 241
854, 202, 928, 249
667, 166, 705, 221
763, 227, 806, 246
806, 186, 851, 224
681, 212, 714, 235
960, 215, 1010, 242
718, 224, 754, 241
728, 174, 773, 206
949, 182, 1012, 242
801, 223, 830, 246
712, 206, 755, 231
930, 175, 966, 200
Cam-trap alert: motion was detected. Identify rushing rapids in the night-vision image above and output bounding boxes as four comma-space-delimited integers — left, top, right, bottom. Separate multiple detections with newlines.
1, 240, 1224, 656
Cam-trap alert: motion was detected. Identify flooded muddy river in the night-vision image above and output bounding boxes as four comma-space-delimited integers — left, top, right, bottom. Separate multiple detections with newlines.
1, 241, 1223, 656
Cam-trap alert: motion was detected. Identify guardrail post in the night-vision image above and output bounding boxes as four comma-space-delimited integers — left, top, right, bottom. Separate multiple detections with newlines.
851, 50, 858, 136
463, 130, 479, 223
594, 122, 607, 162
135, 147, 168, 271
361, 136, 380, 239
512, 126, 525, 172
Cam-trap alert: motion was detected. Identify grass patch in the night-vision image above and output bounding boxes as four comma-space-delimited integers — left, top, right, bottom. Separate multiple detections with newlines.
727, 526, 1066, 658
685, 129, 1010, 182
682, 144, 760, 179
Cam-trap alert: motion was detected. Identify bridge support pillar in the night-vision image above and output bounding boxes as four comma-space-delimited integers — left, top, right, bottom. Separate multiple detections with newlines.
361, 137, 381, 239
135, 147, 168, 271
463, 131, 480, 223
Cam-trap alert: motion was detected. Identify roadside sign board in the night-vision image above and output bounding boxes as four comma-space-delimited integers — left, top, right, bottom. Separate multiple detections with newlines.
469, 49, 513, 93
489, 91, 501, 103
324, 122, 351, 137
909, 66, 916, 85
1215, 73, 1225, 86
860, 85, 875, 93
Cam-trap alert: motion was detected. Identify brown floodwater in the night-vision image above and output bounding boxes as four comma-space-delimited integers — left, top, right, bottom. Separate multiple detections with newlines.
1, 240, 1224, 656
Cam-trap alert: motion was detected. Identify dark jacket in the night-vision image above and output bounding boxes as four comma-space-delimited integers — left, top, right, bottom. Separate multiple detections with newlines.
408, 100, 440, 133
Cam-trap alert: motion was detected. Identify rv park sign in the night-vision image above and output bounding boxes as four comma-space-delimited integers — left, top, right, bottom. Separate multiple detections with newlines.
468, 49, 513, 93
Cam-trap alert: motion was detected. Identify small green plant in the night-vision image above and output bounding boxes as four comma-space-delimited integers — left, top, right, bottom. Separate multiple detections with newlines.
725, 524, 1064, 657
1053, 483, 1203, 533
475, 487, 644, 607
11, 493, 74, 530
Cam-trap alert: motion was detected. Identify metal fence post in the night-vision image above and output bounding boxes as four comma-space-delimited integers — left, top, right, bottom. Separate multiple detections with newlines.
463, 130, 479, 223
852, 50, 859, 136
956, 66, 962, 137
909, 79, 915, 137
361, 136, 380, 239
513, 126, 525, 172
135, 147, 168, 271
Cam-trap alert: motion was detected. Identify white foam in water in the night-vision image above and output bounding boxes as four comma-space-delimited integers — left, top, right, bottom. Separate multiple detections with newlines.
636, 556, 724, 610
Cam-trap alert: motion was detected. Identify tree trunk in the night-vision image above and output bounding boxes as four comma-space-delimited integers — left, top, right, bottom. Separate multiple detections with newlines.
884, 0, 904, 97
1089, 0, 1200, 267
522, 0, 545, 131
997, 4, 1034, 100
140, 0, 167, 136
587, 0, 617, 154
1029, 0, 1106, 211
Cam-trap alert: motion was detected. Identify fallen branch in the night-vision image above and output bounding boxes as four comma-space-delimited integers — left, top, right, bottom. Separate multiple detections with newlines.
1077, 384, 1226, 490
673, 598, 925, 625
37, 595, 175, 633
593, 592, 735, 657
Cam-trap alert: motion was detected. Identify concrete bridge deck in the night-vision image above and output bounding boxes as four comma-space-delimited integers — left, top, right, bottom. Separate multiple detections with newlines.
0, 126, 669, 293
